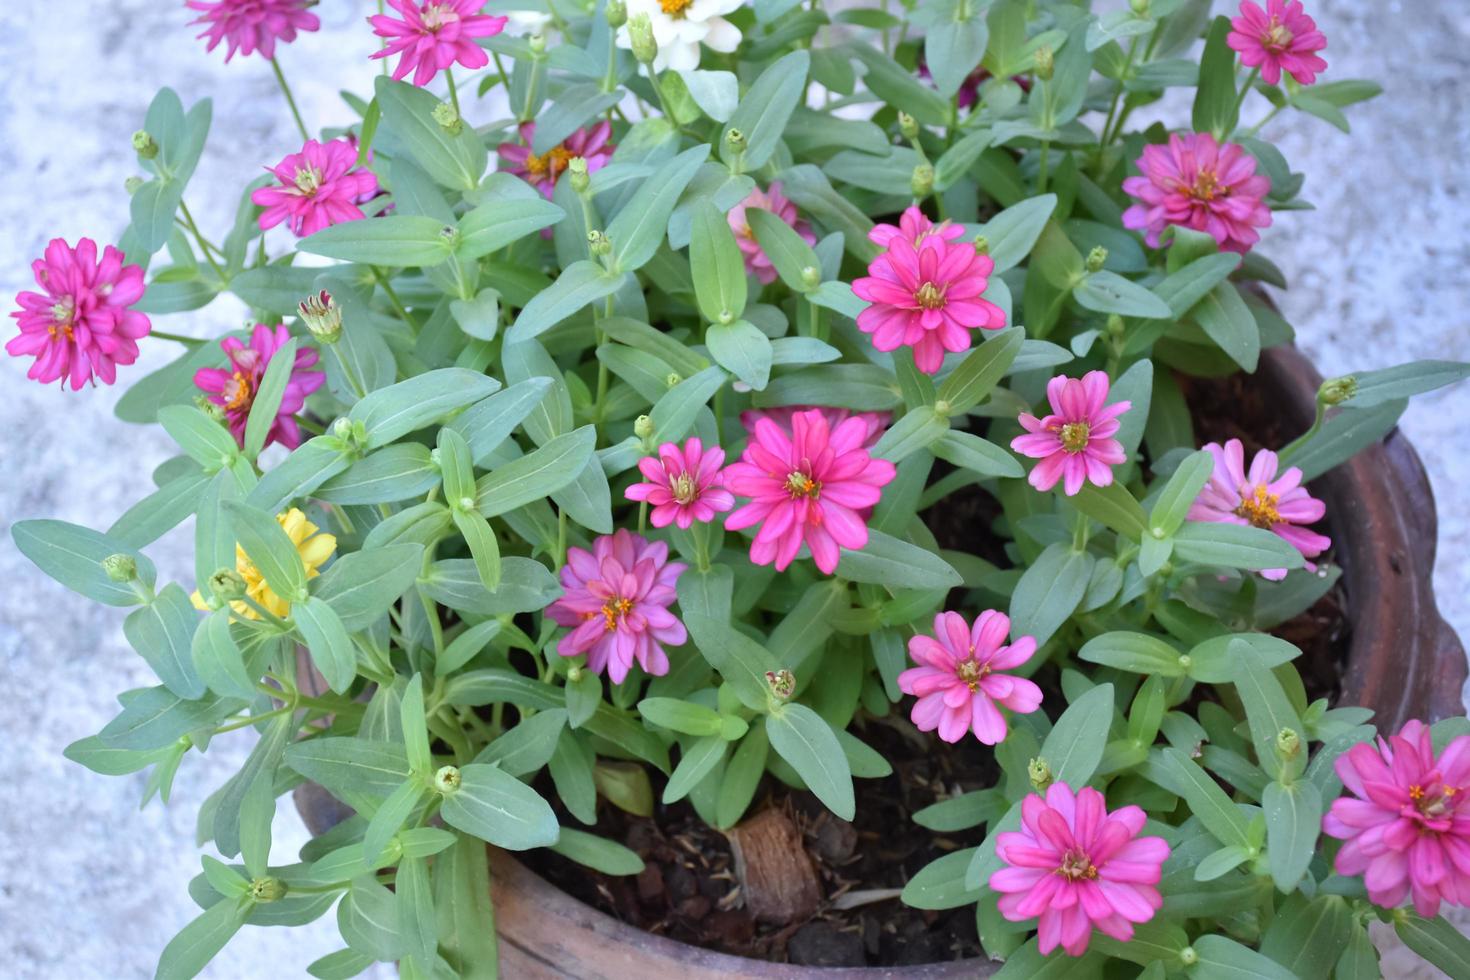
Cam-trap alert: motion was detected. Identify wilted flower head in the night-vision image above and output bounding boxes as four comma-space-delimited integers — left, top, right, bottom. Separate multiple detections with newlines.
368, 0, 508, 87
548, 530, 687, 684
1010, 371, 1131, 496
191, 508, 335, 619
1188, 438, 1330, 580
7, 238, 151, 390
251, 138, 380, 238
1228, 0, 1328, 87
186, 0, 320, 62
727, 183, 816, 285
498, 120, 615, 199
625, 437, 734, 529
194, 323, 325, 450
991, 783, 1170, 956
615, 0, 743, 72
1324, 720, 1470, 917
899, 610, 1042, 745
1122, 132, 1272, 255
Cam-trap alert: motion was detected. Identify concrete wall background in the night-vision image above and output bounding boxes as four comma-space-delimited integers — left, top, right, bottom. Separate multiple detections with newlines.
1, 2, 1466, 977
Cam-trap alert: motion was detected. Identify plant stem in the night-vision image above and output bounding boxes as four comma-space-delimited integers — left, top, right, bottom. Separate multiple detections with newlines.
295, 415, 326, 436
270, 57, 310, 142
178, 201, 227, 282
1228, 66, 1261, 135
1037, 141, 1052, 193
148, 329, 205, 347
1278, 399, 1327, 464
372, 267, 414, 326
445, 69, 461, 116
1242, 105, 1283, 139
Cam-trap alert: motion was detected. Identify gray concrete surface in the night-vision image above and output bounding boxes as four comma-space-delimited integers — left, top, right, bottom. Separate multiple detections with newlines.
0, 2, 1466, 978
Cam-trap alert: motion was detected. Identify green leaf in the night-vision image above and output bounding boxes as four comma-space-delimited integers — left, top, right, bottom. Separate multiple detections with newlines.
1154, 253, 1241, 318
1153, 748, 1251, 849
836, 529, 963, 590
100, 686, 241, 751
154, 895, 247, 980
283, 738, 410, 813
931, 430, 1023, 478
457, 197, 565, 261
663, 735, 728, 804
124, 583, 205, 699
1040, 684, 1114, 787
1185, 632, 1300, 683
1188, 934, 1296, 980
363, 779, 425, 866
717, 720, 769, 828
338, 877, 404, 961
1172, 522, 1305, 572
375, 76, 486, 190
158, 405, 239, 470
1192, 17, 1239, 139
1258, 894, 1353, 980
347, 368, 500, 449
312, 544, 425, 631
108, 468, 212, 550
972, 195, 1057, 273
690, 200, 748, 324
474, 426, 596, 517
1192, 282, 1260, 372
912, 789, 1004, 832
438, 620, 502, 675
638, 698, 725, 738
1287, 398, 1407, 481
1070, 481, 1150, 540
926, 15, 989, 98
767, 702, 855, 819
1079, 632, 1187, 677
190, 609, 257, 700
440, 763, 560, 850
872, 406, 948, 463
293, 596, 357, 694
1233, 642, 1307, 780
1394, 912, 1470, 978
248, 438, 353, 514
1342, 359, 1470, 409
1075, 271, 1172, 319
1150, 449, 1214, 537
506, 260, 624, 343
224, 501, 307, 601
395, 855, 438, 968
242, 338, 296, 460
432, 834, 499, 976
1009, 542, 1092, 645
453, 509, 502, 592
937, 328, 1023, 414
549, 828, 645, 875
748, 206, 821, 293
721, 50, 810, 171
900, 848, 982, 910
401, 673, 432, 774
474, 708, 566, 777
421, 557, 560, 618
608, 144, 710, 272
1262, 780, 1321, 891
705, 320, 772, 390
651, 365, 728, 443
851, 44, 950, 126
299, 215, 454, 267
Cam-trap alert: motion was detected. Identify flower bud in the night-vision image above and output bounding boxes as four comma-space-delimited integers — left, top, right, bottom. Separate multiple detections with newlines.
587, 229, 611, 257
897, 112, 919, 141
298, 290, 342, 344
567, 156, 590, 194
1276, 727, 1302, 761
911, 163, 935, 198
1106, 313, 1125, 337
724, 127, 746, 157
528, 32, 547, 56
124, 175, 146, 195
1028, 756, 1053, 793
249, 877, 287, 903
431, 101, 463, 135
665, 372, 682, 389
132, 130, 159, 160
1130, 0, 1150, 15
1086, 246, 1109, 273
1319, 375, 1357, 406
605, 0, 628, 29
102, 554, 137, 583
633, 414, 655, 440
434, 765, 462, 795
332, 417, 353, 441
1034, 46, 1054, 81
766, 669, 796, 702
800, 265, 821, 289
972, 235, 990, 256
567, 664, 584, 683
195, 395, 228, 424
628, 14, 657, 65
439, 224, 461, 250
209, 568, 247, 602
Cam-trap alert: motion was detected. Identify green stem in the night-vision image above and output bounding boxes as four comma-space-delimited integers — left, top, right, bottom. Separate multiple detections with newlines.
1242, 104, 1284, 139
445, 69, 461, 117
1228, 66, 1261, 135
1099, 37, 1140, 147
242, 596, 293, 632
1278, 399, 1327, 464
372, 267, 414, 326
214, 704, 296, 735
270, 57, 310, 142
148, 329, 205, 347
178, 201, 227, 282
295, 415, 326, 436
491, 51, 513, 94
555, 508, 569, 570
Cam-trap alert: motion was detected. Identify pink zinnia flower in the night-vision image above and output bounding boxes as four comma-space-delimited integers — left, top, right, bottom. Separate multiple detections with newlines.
724, 409, 897, 574
867, 204, 965, 251
625, 437, 734, 529
739, 407, 890, 450
1122, 132, 1272, 255
898, 610, 1042, 745
547, 530, 687, 683
1010, 371, 1131, 497
186, 0, 320, 62
991, 783, 1171, 956
1324, 720, 1470, 917
1228, 1, 1328, 87
852, 232, 1006, 374
7, 238, 151, 390
726, 182, 817, 285
1187, 438, 1331, 581
368, 0, 507, 88
194, 323, 325, 451
497, 121, 616, 199
251, 138, 380, 238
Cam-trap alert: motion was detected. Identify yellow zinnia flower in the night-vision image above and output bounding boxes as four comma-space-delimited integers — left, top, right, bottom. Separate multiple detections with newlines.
192, 508, 336, 619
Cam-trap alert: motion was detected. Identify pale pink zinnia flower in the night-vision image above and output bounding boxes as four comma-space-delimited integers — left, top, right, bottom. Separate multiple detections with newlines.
251, 138, 380, 238
1011, 371, 1131, 497
724, 409, 897, 574
7, 238, 151, 390
991, 783, 1171, 956
1187, 438, 1331, 581
1324, 720, 1470, 917
497, 121, 616, 199
726, 182, 817, 285
369, 1, 508, 88
194, 323, 325, 450
852, 233, 1006, 374
625, 437, 735, 529
1228, 0, 1328, 87
187, 0, 320, 62
867, 204, 965, 250
1122, 132, 1272, 255
547, 530, 687, 683
899, 610, 1042, 745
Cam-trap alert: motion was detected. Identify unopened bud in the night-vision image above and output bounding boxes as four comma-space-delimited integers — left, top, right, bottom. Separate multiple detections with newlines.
249, 877, 287, 903
1106, 313, 1125, 337
587, 229, 611, 257
132, 130, 158, 159
1035, 46, 1054, 81
431, 101, 463, 135
911, 163, 935, 198
633, 414, 654, 439
209, 568, 247, 602
434, 765, 462, 795
766, 669, 795, 701
1028, 756, 1053, 792
897, 112, 919, 141
439, 224, 461, 249
332, 417, 353, 441
628, 14, 657, 64
972, 235, 990, 256
102, 554, 137, 583
664, 372, 681, 389
605, 0, 628, 29
567, 156, 590, 194
124, 175, 146, 195
528, 32, 547, 55
196, 395, 227, 424
1129, 0, 1150, 15
724, 127, 746, 156
1276, 727, 1302, 760
1086, 245, 1108, 272
567, 664, 584, 683
1319, 376, 1357, 406
800, 265, 821, 289
298, 290, 342, 344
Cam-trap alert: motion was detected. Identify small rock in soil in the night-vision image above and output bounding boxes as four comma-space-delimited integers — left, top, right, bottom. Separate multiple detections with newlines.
788, 922, 866, 967
808, 813, 858, 864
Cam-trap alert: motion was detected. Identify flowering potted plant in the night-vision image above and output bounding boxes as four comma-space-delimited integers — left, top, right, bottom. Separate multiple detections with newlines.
14, 0, 1470, 976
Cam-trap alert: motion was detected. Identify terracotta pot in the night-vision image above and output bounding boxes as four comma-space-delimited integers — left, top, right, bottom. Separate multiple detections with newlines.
294, 343, 1465, 977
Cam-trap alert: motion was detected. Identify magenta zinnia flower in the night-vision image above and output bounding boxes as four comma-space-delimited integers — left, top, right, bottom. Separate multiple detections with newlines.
368, 0, 507, 88
7, 238, 151, 390
625, 437, 734, 529
724, 409, 897, 574
1188, 438, 1330, 580
899, 610, 1042, 745
251, 138, 380, 238
1011, 371, 1131, 497
726, 183, 817, 285
1228, 0, 1328, 87
1324, 720, 1470, 917
739, 407, 890, 450
992, 784, 1170, 956
194, 324, 325, 451
852, 232, 1005, 374
867, 204, 965, 251
547, 530, 687, 683
1122, 132, 1272, 255
497, 121, 615, 199
187, 0, 320, 62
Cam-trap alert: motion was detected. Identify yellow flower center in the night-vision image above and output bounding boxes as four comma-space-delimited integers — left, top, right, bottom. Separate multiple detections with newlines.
1409, 783, 1458, 818
1264, 19, 1294, 50
915, 281, 946, 310
955, 658, 990, 693
48, 298, 76, 341
660, 0, 694, 16
601, 597, 635, 632
1235, 485, 1282, 529
1057, 849, 1098, 881
223, 370, 255, 412
785, 470, 820, 500
1189, 169, 1225, 202
293, 166, 324, 195
524, 145, 576, 184
421, 3, 459, 30
1059, 422, 1091, 454
670, 472, 697, 504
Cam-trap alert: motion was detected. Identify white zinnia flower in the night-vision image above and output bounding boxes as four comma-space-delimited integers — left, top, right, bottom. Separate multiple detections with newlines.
616, 0, 743, 72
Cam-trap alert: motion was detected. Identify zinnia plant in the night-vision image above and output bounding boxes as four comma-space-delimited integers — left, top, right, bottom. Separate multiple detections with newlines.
11, 1, 1470, 978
